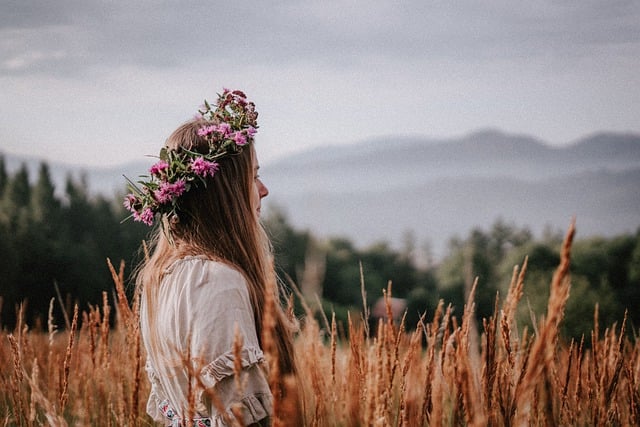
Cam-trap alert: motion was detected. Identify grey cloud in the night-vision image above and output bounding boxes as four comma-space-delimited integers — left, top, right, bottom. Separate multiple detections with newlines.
1, 1, 639, 76
0, 0, 78, 28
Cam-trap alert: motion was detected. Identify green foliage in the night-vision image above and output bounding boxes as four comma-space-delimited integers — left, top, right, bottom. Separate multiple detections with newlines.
563, 276, 619, 339
569, 235, 639, 334
263, 206, 311, 286
262, 207, 639, 338
1, 155, 637, 341
437, 220, 534, 326
0, 156, 7, 199
630, 233, 640, 285
0, 158, 148, 329
264, 211, 438, 330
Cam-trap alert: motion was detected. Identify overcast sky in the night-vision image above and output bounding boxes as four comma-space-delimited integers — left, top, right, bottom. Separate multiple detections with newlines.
1, 1, 639, 167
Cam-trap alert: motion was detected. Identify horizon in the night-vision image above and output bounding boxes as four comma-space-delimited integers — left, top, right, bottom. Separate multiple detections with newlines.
1, 128, 638, 258
3, 127, 639, 172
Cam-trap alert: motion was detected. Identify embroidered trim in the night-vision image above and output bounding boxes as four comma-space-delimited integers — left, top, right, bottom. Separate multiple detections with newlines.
159, 399, 212, 427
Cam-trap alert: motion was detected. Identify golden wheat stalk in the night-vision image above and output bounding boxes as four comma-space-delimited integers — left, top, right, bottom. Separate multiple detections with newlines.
59, 304, 78, 410
514, 219, 575, 424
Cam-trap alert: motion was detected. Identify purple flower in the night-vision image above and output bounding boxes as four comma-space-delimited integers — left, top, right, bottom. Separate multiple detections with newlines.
134, 208, 154, 226
190, 157, 220, 177
246, 127, 257, 137
233, 131, 247, 146
149, 160, 169, 176
154, 179, 187, 204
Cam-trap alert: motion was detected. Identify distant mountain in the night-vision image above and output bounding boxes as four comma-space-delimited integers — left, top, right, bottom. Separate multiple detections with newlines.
2, 129, 639, 258
263, 129, 640, 256
265, 129, 640, 195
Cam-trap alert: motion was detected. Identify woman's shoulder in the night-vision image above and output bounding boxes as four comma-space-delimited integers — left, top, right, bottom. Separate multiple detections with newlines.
164, 256, 248, 292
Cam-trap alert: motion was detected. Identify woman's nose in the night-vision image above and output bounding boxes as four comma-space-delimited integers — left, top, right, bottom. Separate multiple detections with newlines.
258, 179, 269, 198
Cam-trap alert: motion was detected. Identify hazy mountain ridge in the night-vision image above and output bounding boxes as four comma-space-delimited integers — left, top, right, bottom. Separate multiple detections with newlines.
274, 129, 640, 171
266, 129, 640, 195
264, 130, 640, 255
2, 129, 639, 257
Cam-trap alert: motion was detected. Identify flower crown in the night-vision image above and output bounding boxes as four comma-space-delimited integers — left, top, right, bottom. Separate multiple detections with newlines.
123, 89, 258, 226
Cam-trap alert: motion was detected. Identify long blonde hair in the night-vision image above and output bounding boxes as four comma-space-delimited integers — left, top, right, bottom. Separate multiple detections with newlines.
136, 119, 296, 375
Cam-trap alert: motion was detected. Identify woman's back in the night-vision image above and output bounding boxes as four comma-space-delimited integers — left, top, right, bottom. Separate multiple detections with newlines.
142, 257, 272, 425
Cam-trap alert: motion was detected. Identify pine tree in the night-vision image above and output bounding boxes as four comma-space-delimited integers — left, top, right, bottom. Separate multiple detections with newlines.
2, 164, 31, 232
5, 163, 31, 208
31, 162, 60, 226
0, 155, 7, 199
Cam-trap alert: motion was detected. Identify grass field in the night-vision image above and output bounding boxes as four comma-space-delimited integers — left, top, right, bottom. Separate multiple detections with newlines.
2, 222, 638, 426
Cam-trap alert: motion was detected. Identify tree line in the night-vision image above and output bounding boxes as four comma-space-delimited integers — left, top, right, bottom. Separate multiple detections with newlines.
264, 206, 640, 340
0, 158, 147, 328
1, 156, 639, 338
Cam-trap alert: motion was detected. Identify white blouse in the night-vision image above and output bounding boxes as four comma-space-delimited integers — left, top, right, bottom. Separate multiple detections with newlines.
141, 256, 272, 426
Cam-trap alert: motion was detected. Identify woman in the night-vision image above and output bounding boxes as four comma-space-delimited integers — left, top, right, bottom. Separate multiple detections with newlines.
125, 89, 297, 426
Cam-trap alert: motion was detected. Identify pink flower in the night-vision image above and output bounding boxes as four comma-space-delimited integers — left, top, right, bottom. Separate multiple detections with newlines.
215, 123, 231, 136
246, 127, 257, 137
172, 179, 186, 196
149, 160, 169, 176
123, 194, 137, 212
233, 131, 247, 146
134, 208, 154, 226
190, 157, 220, 177
197, 125, 216, 137
154, 179, 187, 204
154, 186, 170, 203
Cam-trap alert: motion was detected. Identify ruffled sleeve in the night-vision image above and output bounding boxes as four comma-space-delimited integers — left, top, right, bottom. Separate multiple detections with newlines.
204, 364, 273, 426
144, 359, 169, 422
200, 346, 265, 387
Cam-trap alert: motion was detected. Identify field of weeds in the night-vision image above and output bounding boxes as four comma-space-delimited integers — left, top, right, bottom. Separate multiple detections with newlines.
2, 222, 639, 426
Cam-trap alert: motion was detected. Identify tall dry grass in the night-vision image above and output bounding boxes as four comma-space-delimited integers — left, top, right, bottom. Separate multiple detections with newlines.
1, 260, 149, 426
2, 222, 639, 426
